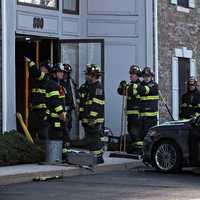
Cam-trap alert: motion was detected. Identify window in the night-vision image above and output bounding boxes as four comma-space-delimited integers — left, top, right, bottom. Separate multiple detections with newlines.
17, 0, 58, 9
177, 0, 189, 7
63, 0, 79, 15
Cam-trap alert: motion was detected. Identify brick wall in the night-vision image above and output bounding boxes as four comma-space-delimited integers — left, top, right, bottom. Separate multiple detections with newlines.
158, 0, 200, 122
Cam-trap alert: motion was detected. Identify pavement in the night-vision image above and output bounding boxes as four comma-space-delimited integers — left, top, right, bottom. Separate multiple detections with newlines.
0, 151, 143, 186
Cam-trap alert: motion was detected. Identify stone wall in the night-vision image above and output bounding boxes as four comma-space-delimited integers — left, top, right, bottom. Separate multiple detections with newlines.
158, 0, 200, 122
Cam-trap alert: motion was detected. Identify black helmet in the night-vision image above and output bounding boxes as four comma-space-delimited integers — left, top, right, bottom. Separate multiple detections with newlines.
129, 65, 142, 76
63, 64, 72, 74
51, 63, 66, 73
85, 64, 102, 76
187, 76, 197, 86
142, 67, 154, 76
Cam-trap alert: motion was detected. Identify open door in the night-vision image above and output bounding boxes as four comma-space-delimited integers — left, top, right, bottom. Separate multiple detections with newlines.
59, 39, 105, 140
16, 35, 58, 131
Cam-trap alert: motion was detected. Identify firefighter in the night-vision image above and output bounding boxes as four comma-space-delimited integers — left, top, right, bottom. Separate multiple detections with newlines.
140, 67, 159, 139
25, 57, 67, 141
28, 61, 51, 142
117, 65, 142, 151
79, 64, 105, 164
180, 76, 200, 119
50, 63, 71, 147
62, 64, 78, 133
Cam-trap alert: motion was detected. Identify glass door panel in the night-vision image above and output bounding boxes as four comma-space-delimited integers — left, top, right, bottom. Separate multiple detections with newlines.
60, 39, 104, 141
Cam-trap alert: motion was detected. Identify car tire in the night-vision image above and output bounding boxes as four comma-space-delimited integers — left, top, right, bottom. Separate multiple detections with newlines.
152, 140, 182, 173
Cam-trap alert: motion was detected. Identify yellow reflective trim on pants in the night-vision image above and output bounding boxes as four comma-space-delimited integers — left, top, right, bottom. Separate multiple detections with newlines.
85, 100, 93, 105
90, 111, 98, 117
32, 104, 47, 109
80, 93, 86, 98
93, 98, 104, 105
92, 149, 103, 156
95, 118, 104, 123
80, 107, 84, 112
50, 113, 59, 118
127, 110, 139, 115
46, 91, 60, 98
54, 122, 61, 128
55, 105, 63, 113
32, 88, 46, 94
29, 61, 35, 67
144, 86, 150, 94
38, 72, 45, 81
140, 96, 159, 101
133, 141, 144, 146
140, 112, 158, 117
82, 118, 104, 124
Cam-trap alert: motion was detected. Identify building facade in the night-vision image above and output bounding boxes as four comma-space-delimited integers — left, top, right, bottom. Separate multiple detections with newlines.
1, 0, 153, 136
157, 0, 198, 122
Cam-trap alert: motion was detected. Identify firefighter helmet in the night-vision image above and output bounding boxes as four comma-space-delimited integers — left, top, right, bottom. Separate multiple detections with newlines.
142, 67, 154, 76
51, 63, 67, 73
129, 65, 142, 76
63, 64, 72, 74
187, 76, 197, 86
85, 64, 102, 76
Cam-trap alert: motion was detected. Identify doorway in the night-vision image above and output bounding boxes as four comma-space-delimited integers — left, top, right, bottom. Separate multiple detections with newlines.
15, 34, 58, 129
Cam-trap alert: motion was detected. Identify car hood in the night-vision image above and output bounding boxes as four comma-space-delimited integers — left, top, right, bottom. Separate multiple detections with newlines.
152, 119, 192, 131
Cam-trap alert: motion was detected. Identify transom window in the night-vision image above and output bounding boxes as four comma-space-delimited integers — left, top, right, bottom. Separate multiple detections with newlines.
63, 0, 79, 15
177, 0, 189, 8
17, 0, 58, 9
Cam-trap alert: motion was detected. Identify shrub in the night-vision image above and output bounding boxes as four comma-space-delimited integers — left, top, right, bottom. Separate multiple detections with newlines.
0, 130, 45, 166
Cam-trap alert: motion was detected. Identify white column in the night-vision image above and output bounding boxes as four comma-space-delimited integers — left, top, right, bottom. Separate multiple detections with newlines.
2, 0, 16, 132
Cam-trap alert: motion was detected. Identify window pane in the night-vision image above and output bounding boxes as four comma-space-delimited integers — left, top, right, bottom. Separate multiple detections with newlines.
63, 0, 77, 11
17, 0, 57, 8
177, 0, 189, 7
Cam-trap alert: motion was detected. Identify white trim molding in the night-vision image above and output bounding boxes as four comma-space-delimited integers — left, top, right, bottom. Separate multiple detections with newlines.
172, 47, 196, 120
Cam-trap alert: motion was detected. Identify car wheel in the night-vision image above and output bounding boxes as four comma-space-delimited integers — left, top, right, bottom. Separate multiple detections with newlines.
152, 140, 182, 173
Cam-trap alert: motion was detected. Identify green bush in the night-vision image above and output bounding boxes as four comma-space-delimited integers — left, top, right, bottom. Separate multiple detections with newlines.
0, 130, 45, 166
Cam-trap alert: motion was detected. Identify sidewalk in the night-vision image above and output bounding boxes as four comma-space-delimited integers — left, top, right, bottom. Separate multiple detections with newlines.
0, 152, 143, 186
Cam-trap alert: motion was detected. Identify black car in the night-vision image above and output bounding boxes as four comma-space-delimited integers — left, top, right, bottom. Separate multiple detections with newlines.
143, 117, 200, 173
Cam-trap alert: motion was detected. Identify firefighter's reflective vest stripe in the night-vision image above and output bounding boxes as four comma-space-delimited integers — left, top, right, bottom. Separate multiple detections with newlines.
32, 88, 46, 94
90, 111, 98, 117
92, 98, 105, 105
55, 105, 63, 113
127, 110, 140, 115
50, 113, 59, 118
140, 96, 159, 101
82, 118, 104, 124
46, 91, 60, 98
32, 104, 47, 109
54, 122, 61, 128
140, 112, 158, 117
38, 72, 45, 81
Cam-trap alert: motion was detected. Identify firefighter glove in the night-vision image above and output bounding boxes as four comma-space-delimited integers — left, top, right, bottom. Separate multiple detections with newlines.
120, 80, 127, 88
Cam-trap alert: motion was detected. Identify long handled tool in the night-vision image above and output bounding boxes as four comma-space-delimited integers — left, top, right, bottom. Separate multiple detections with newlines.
16, 112, 34, 144
110, 85, 141, 160
159, 90, 174, 121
